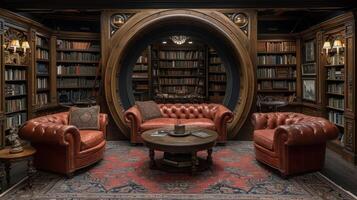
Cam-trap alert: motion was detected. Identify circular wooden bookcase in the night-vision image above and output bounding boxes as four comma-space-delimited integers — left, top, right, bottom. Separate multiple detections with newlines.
104, 9, 256, 139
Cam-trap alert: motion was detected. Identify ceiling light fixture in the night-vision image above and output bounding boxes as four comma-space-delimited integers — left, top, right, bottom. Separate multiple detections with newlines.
170, 35, 188, 45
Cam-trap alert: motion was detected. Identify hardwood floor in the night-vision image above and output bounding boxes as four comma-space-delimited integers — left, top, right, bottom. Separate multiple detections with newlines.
322, 149, 357, 196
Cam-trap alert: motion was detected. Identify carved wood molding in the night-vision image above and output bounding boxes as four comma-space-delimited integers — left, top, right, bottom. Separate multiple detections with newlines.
224, 12, 249, 36
0, 18, 6, 35
110, 13, 135, 36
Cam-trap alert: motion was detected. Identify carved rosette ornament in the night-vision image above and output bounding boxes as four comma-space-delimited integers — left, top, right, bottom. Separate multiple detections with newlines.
225, 13, 249, 36
110, 13, 134, 36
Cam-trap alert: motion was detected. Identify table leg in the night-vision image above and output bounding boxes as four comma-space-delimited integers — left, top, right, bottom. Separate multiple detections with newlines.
149, 149, 155, 169
5, 162, 11, 186
27, 158, 36, 189
191, 152, 197, 175
207, 148, 213, 164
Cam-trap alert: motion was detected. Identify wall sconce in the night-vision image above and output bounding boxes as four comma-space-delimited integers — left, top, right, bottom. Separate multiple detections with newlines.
21, 41, 30, 53
332, 39, 343, 54
322, 41, 331, 54
9, 39, 20, 53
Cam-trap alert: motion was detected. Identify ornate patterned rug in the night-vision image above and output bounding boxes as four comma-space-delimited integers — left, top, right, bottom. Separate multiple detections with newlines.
3, 141, 355, 200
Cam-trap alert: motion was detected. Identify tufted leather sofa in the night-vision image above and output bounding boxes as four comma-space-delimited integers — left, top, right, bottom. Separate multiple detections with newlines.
124, 103, 234, 144
19, 112, 108, 176
251, 112, 339, 177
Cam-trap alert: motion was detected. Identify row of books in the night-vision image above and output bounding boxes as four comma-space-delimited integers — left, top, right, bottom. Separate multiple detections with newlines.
209, 65, 226, 73
258, 41, 296, 52
133, 84, 149, 90
57, 52, 100, 62
328, 97, 344, 110
57, 40, 99, 50
36, 93, 48, 106
5, 84, 26, 96
209, 75, 226, 81
36, 49, 49, 60
5, 69, 26, 81
133, 73, 148, 79
37, 78, 48, 89
257, 68, 296, 78
157, 61, 201, 68
57, 78, 97, 88
57, 65, 97, 75
158, 71, 201, 76
5, 98, 26, 113
159, 86, 202, 94
327, 84, 344, 94
133, 64, 148, 71
36, 36, 49, 48
258, 95, 296, 102
37, 63, 49, 75
328, 111, 344, 126
157, 51, 204, 60
258, 81, 296, 90
58, 90, 96, 103
327, 68, 344, 80
158, 78, 204, 85
209, 84, 225, 91
5, 113, 27, 130
209, 57, 222, 63
258, 55, 296, 65
137, 55, 148, 63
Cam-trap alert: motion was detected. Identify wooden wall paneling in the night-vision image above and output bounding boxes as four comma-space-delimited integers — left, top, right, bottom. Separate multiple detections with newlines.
49, 36, 57, 106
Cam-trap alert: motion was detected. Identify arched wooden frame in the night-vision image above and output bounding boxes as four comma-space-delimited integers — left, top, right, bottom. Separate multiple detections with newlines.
104, 9, 256, 139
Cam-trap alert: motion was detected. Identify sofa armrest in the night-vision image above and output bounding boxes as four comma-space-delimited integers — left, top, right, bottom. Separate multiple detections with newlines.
124, 105, 143, 132
213, 105, 234, 131
251, 113, 277, 130
274, 120, 339, 146
19, 121, 81, 149
99, 113, 109, 137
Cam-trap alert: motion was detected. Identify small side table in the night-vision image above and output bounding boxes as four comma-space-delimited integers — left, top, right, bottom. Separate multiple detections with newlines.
0, 145, 36, 190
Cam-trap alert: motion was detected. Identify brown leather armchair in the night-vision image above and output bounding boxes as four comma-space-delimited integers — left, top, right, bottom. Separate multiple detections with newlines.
19, 112, 108, 176
251, 112, 338, 177
125, 103, 234, 144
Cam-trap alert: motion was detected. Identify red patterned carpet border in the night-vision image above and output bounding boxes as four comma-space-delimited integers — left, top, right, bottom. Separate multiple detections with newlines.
2, 141, 355, 200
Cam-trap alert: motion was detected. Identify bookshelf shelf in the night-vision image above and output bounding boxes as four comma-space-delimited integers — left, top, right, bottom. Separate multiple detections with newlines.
5, 109, 27, 115
56, 37, 101, 105
257, 39, 298, 106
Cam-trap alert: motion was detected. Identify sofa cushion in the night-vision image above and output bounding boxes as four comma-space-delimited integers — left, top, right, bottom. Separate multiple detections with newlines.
79, 130, 104, 150
69, 106, 100, 130
136, 101, 162, 121
140, 118, 178, 131
179, 118, 216, 130
254, 129, 275, 151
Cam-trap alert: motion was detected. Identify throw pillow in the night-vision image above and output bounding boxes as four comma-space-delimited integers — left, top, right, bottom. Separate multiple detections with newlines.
68, 105, 100, 130
136, 101, 162, 121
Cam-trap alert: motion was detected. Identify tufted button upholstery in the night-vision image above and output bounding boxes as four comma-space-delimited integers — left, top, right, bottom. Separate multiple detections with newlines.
19, 112, 108, 176
251, 112, 339, 176
124, 103, 233, 144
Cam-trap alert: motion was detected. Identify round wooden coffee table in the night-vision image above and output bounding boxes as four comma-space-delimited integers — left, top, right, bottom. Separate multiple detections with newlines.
141, 127, 218, 174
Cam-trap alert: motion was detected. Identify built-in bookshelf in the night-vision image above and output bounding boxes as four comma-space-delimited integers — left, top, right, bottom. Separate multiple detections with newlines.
2, 28, 29, 136
324, 34, 346, 145
133, 48, 151, 101
35, 35, 50, 107
56, 38, 100, 105
257, 40, 297, 103
151, 43, 206, 102
208, 48, 226, 103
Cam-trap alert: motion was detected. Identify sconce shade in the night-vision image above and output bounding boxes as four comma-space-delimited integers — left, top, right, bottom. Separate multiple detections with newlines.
322, 41, 331, 50
10, 39, 20, 49
21, 41, 30, 49
333, 40, 343, 49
